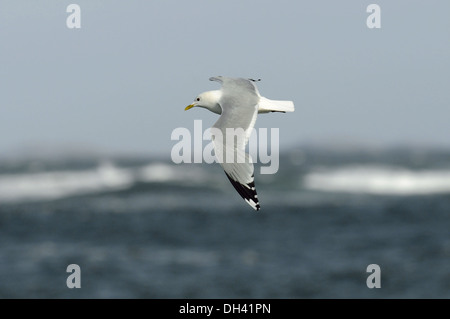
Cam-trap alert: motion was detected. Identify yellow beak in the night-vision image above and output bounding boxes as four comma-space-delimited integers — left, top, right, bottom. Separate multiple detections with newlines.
185, 104, 195, 111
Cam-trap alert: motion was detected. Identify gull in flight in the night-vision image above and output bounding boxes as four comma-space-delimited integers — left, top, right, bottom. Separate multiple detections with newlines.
185, 76, 294, 211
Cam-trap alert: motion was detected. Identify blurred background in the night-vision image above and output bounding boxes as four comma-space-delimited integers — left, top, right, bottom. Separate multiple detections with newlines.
0, 1, 449, 298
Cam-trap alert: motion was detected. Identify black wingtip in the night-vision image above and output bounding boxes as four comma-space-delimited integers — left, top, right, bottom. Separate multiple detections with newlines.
224, 172, 260, 211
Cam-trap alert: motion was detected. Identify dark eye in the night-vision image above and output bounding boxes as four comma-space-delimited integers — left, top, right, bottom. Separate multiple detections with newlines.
196, 97, 200, 101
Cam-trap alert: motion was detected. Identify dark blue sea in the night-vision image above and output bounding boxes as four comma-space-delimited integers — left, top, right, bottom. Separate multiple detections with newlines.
1, 147, 449, 298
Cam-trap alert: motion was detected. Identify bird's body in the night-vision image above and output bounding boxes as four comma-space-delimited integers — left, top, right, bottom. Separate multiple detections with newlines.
192, 90, 295, 115
185, 76, 294, 211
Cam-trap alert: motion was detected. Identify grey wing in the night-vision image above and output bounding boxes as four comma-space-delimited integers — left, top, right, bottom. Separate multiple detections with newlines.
210, 76, 261, 98
212, 129, 260, 211
210, 76, 261, 211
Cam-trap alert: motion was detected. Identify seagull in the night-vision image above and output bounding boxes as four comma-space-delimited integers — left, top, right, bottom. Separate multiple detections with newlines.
185, 76, 294, 211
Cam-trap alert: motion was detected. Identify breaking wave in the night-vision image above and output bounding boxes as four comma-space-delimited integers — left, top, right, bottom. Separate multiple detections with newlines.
0, 161, 208, 203
303, 165, 450, 195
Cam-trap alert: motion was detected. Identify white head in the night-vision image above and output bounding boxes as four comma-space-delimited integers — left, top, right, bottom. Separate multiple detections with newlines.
185, 90, 222, 114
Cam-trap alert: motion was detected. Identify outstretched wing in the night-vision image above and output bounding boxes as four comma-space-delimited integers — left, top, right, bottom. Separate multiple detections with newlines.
210, 77, 261, 211
211, 121, 260, 211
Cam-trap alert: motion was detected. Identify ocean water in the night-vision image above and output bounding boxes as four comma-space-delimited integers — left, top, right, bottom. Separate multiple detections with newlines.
0, 147, 449, 298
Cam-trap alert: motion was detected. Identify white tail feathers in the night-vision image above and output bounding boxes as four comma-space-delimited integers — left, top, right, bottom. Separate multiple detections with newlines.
258, 97, 295, 114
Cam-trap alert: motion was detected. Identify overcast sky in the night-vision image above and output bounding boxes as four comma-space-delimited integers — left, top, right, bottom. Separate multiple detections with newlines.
0, 1, 449, 157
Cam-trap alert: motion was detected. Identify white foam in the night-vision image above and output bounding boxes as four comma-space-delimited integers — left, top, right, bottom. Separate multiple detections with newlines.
138, 163, 179, 182
0, 161, 134, 202
0, 161, 217, 203
138, 162, 210, 184
303, 165, 450, 195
